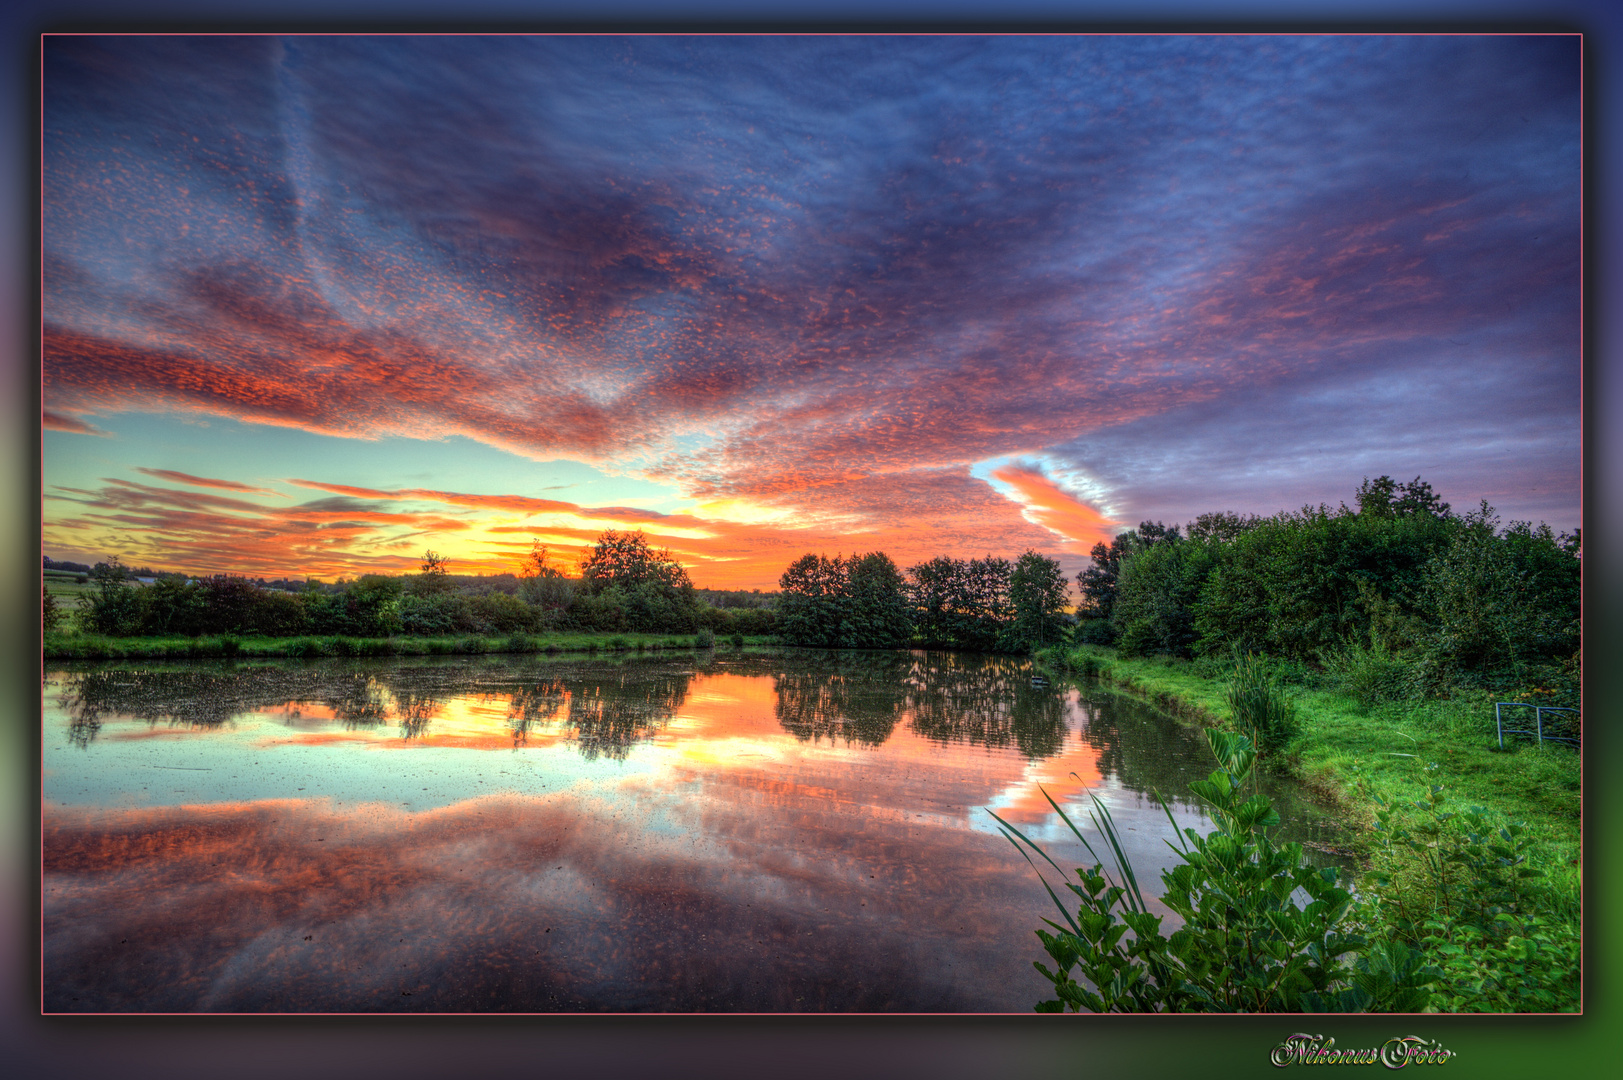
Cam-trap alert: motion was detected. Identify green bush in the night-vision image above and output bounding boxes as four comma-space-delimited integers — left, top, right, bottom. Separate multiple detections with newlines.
1072, 616, 1116, 646
1364, 786, 1580, 1011
1320, 639, 1415, 706
1420, 511, 1580, 689
470, 590, 541, 634
993, 730, 1437, 1012
42, 586, 60, 634
694, 627, 716, 649
1112, 538, 1218, 658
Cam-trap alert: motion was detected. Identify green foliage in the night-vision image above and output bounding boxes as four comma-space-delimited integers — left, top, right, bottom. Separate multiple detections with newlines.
1113, 536, 1218, 658
468, 590, 541, 634
694, 627, 716, 649
1192, 504, 1454, 660
408, 550, 453, 596
1001, 551, 1070, 652
1319, 637, 1415, 706
1419, 507, 1580, 689
993, 730, 1438, 1013
574, 531, 698, 633
1225, 652, 1300, 755
1077, 522, 1180, 621
906, 555, 1011, 650
77, 560, 145, 635
780, 551, 912, 648
579, 530, 693, 593
1364, 786, 1580, 1012
42, 585, 60, 634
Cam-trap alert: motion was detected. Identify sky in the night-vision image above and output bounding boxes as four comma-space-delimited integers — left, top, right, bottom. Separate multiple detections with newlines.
41, 33, 1582, 589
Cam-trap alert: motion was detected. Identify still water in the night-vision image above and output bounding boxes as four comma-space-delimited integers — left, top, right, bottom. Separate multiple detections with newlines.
43, 649, 1345, 1013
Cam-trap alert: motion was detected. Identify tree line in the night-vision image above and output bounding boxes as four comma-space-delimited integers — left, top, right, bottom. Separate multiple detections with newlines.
58, 530, 1076, 656
1076, 476, 1581, 697
776, 549, 1070, 653
59, 531, 777, 640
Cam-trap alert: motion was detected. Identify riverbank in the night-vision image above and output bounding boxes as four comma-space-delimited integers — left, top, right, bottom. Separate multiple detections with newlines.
1037, 644, 1580, 863
1036, 643, 1582, 1013
43, 628, 769, 661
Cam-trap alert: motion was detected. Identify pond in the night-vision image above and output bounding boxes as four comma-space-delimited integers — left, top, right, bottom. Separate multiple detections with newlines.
42, 648, 1349, 1013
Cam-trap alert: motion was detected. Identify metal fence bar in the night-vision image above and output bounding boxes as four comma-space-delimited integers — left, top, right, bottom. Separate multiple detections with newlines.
1493, 702, 1580, 750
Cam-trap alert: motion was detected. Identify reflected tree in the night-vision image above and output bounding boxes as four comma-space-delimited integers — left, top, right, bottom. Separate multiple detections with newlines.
507, 679, 568, 746
772, 651, 911, 748
56, 669, 248, 741
325, 675, 391, 730
565, 668, 690, 761
905, 654, 1068, 759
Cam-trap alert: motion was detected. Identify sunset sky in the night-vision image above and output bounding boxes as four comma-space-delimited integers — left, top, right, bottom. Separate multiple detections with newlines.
42, 34, 1582, 589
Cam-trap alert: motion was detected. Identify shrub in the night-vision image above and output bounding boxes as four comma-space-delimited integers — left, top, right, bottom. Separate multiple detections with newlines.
1365, 786, 1580, 1011
470, 590, 541, 634
78, 563, 146, 636
992, 730, 1437, 1012
695, 627, 716, 649
1320, 638, 1414, 706
1072, 616, 1116, 646
396, 594, 462, 636
1420, 511, 1580, 689
730, 633, 745, 648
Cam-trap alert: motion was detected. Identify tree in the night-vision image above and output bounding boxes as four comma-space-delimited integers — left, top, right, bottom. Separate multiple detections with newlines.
778, 553, 849, 647
43, 585, 60, 634
579, 530, 692, 593
845, 552, 913, 648
1186, 511, 1262, 544
78, 558, 144, 635
1003, 551, 1069, 652
779, 552, 914, 649
410, 549, 453, 597
1354, 476, 1451, 520
519, 539, 574, 620
1078, 522, 1178, 621
525, 540, 562, 578
575, 530, 697, 633
904, 555, 1012, 651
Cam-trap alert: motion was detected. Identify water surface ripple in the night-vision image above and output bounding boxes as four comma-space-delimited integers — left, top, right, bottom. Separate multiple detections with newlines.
42, 649, 1343, 1012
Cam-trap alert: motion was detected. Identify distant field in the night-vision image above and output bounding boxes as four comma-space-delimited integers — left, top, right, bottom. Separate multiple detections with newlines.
43, 571, 94, 601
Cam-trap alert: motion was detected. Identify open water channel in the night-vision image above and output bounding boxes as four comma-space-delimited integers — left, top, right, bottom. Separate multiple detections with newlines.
42, 648, 1348, 1012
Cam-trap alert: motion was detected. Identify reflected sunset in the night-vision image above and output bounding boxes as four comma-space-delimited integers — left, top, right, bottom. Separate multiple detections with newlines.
42, 650, 1345, 1012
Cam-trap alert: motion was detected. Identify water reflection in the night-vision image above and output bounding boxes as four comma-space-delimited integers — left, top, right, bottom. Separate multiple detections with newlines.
565, 668, 687, 761
903, 652, 1068, 759
506, 679, 567, 747
44, 650, 1354, 1012
774, 652, 906, 748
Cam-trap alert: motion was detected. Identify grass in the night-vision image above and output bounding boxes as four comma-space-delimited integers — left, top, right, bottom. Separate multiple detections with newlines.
1038, 644, 1580, 880
43, 628, 778, 661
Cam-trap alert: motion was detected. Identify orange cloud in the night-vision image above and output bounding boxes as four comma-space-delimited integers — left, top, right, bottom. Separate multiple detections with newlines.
989, 465, 1117, 552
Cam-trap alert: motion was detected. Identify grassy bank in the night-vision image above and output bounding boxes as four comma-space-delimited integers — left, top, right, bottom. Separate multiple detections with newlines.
1038, 643, 1580, 863
43, 629, 769, 661
1037, 643, 1581, 1012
